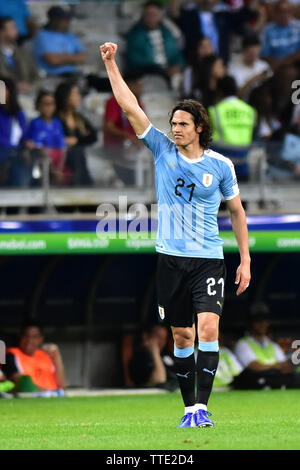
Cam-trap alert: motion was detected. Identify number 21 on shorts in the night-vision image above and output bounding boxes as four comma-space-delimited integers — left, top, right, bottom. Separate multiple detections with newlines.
206, 277, 224, 297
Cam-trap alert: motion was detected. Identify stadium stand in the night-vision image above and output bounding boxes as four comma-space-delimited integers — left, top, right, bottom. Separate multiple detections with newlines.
0, 1, 297, 211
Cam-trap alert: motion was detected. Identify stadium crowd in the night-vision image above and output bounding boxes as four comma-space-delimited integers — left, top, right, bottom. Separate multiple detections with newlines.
0, 0, 300, 188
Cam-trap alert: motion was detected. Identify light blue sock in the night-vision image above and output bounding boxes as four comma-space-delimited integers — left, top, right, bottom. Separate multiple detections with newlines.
174, 344, 194, 358
198, 340, 219, 352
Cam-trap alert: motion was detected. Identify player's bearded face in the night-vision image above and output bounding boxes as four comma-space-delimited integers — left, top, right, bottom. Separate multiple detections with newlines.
171, 110, 202, 147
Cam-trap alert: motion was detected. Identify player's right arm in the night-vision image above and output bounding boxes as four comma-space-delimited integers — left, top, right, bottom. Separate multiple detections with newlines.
100, 42, 150, 136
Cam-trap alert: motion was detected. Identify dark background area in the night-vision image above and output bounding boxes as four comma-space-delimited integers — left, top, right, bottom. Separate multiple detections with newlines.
1, 251, 299, 343
1, 251, 299, 388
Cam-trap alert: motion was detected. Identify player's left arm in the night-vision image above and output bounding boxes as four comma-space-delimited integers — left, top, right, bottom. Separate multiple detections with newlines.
43, 344, 66, 389
226, 195, 251, 296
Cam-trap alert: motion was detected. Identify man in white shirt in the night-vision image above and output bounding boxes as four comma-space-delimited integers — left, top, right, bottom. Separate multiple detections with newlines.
228, 35, 272, 100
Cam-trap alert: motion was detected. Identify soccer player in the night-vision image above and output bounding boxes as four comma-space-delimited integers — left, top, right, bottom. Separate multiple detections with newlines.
100, 42, 251, 428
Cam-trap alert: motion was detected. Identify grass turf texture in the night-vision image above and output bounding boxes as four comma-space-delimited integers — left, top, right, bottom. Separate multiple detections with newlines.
0, 390, 299, 450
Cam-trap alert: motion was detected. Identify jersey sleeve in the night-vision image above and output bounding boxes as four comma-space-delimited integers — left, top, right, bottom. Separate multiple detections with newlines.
219, 159, 240, 200
137, 124, 173, 164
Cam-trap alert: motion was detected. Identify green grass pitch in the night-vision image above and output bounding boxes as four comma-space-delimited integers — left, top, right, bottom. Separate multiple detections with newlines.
0, 390, 299, 450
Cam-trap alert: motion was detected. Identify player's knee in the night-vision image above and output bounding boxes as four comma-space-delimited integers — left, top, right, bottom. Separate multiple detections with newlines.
198, 323, 218, 342
172, 328, 194, 349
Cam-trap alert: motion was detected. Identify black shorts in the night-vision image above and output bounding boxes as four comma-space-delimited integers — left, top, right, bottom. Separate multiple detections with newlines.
156, 253, 226, 328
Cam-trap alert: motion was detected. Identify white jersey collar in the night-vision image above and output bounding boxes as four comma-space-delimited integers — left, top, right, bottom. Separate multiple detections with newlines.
178, 151, 205, 164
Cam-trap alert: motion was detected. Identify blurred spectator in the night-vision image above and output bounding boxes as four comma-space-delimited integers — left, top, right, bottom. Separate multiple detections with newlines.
225, 0, 268, 33
182, 53, 225, 106
55, 82, 95, 186
181, 39, 217, 98
228, 35, 272, 100
33, 6, 85, 77
122, 324, 177, 389
190, 36, 214, 65
2, 320, 66, 396
266, 105, 300, 180
261, 0, 300, 72
213, 333, 244, 388
0, 0, 38, 44
269, 65, 297, 128
125, 1, 184, 91
172, 0, 260, 65
25, 90, 70, 186
0, 76, 29, 186
0, 17, 39, 94
248, 81, 281, 141
248, 76, 295, 178
208, 75, 257, 181
233, 303, 300, 389
103, 72, 145, 185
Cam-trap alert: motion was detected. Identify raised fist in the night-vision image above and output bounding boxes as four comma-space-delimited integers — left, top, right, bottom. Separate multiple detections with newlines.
100, 42, 118, 61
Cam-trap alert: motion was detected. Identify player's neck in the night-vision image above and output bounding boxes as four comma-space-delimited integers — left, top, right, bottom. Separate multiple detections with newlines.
177, 142, 204, 160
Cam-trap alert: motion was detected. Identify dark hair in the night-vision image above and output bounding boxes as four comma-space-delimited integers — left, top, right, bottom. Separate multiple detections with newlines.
242, 34, 261, 50
45, 6, 72, 30
190, 36, 211, 67
20, 319, 44, 337
35, 89, 54, 108
0, 17, 14, 31
196, 54, 221, 91
0, 76, 21, 115
218, 75, 237, 98
47, 6, 72, 20
169, 99, 212, 149
143, 1, 163, 10
54, 80, 78, 114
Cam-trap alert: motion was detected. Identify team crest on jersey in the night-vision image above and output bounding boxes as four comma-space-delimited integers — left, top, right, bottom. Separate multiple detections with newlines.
203, 173, 213, 187
158, 305, 165, 320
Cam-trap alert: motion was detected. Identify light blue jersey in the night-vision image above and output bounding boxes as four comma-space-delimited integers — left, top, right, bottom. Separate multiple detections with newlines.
34, 29, 84, 76
138, 124, 239, 258
261, 20, 300, 59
